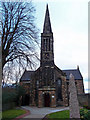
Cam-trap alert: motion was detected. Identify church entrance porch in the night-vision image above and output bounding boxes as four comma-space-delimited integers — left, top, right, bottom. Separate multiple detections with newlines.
38, 87, 56, 108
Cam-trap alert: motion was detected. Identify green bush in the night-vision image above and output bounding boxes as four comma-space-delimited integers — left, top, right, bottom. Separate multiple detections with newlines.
2, 88, 17, 104
2, 102, 16, 111
84, 111, 90, 120
15, 85, 26, 106
2, 85, 26, 110
80, 109, 90, 120
2, 88, 17, 111
80, 109, 88, 116
83, 111, 90, 120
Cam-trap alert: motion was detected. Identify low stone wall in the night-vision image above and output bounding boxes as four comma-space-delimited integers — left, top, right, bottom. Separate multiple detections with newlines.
78, 93, 90, 107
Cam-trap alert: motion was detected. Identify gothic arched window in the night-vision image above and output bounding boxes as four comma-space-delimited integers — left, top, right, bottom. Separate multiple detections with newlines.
56, 79, 62, 100
49, 38, 50, 51
37, 80, 39, 88
43, 39, 46, 51
43, 38, 51, 51
57, 79, 61, 85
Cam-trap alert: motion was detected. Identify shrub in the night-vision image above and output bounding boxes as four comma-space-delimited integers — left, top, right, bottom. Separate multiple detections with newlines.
83, 111, 90, 120
2, 85, 26, 110
80, 109, 90, 120
15, 85, 26, 106
2, 88, 17, 104
2, 88, 17, 111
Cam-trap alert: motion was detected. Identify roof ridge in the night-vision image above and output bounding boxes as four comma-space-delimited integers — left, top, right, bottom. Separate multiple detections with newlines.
63, 69, 78, 71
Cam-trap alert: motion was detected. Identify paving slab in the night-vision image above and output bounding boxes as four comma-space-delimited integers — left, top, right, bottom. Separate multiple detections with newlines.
21, 106, 69, 119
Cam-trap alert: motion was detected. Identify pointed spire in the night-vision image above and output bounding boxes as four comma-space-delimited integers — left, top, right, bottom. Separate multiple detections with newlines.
43, 4, 52, 33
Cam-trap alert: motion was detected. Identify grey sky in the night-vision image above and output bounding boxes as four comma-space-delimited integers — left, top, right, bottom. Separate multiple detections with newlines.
33, 0, 88, 93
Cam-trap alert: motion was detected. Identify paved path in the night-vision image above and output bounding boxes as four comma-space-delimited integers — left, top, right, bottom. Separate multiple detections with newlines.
21, 106, 69, 119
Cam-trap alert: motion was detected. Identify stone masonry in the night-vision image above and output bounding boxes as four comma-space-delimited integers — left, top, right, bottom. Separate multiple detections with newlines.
69, 74, 80, 118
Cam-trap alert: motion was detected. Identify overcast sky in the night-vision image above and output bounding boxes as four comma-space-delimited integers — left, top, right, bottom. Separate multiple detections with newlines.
32, 0, 88, 93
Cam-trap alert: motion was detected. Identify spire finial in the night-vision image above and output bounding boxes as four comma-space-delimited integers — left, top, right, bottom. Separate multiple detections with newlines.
46, 3, 48, 9
77, 65, 79, 70
43, 4, 52, 33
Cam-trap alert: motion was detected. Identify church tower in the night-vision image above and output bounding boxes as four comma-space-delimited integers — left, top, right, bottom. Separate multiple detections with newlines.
41, 4, 54, 65
38, 4, 56, 107
40, 4, 55, 87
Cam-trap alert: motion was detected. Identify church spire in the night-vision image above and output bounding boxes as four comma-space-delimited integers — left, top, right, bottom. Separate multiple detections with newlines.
43, 4, 52, 33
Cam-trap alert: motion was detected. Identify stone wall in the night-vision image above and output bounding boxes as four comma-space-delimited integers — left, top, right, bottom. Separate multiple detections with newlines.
76, 80, 84, 94
78, 93, 90, 107
61, 76, 68, 106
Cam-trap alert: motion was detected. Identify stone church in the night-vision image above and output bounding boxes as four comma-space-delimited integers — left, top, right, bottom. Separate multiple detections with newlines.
20, 5, 84, 107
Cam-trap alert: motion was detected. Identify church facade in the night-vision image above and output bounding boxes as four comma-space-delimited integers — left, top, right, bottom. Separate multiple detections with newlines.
20, 5, 84, 107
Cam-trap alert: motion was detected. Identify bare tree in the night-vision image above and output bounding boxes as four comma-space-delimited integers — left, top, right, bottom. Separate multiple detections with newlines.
1, 1, 39, 69
0, 2, 39, 82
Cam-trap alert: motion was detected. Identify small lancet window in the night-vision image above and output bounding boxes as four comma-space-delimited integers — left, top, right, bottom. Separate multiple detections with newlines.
57, 79, 61, 86
46, 38, 48, 51
49, 38, 50, 51
58, 80, 61, 84
37, 81, 39, 87
43, 39, 46, 51
57, 79, 62, 100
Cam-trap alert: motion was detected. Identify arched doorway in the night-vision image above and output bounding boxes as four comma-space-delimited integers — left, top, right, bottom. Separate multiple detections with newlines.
25, 94, 30, 105
44, 93, 50, 107
22, 94, 30, 106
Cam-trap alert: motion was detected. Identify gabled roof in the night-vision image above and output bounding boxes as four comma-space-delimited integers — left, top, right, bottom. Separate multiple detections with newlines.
63, 69, 83, 80
20, 67, 83, 82
20, 70, 34, 81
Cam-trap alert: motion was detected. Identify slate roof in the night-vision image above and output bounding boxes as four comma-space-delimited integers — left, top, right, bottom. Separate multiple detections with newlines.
63, 69, 83, 80
20, 68, 83, 82
20, 70, 34, 81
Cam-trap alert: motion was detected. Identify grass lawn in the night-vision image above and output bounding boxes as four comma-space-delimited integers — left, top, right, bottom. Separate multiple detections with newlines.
2, 108, 26, 120
46, 108, 90, 120
46, 110, 69, 119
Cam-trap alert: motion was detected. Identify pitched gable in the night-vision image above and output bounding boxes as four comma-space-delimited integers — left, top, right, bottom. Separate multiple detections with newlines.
20, 70, 34, 81
63, 69, 83, 80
